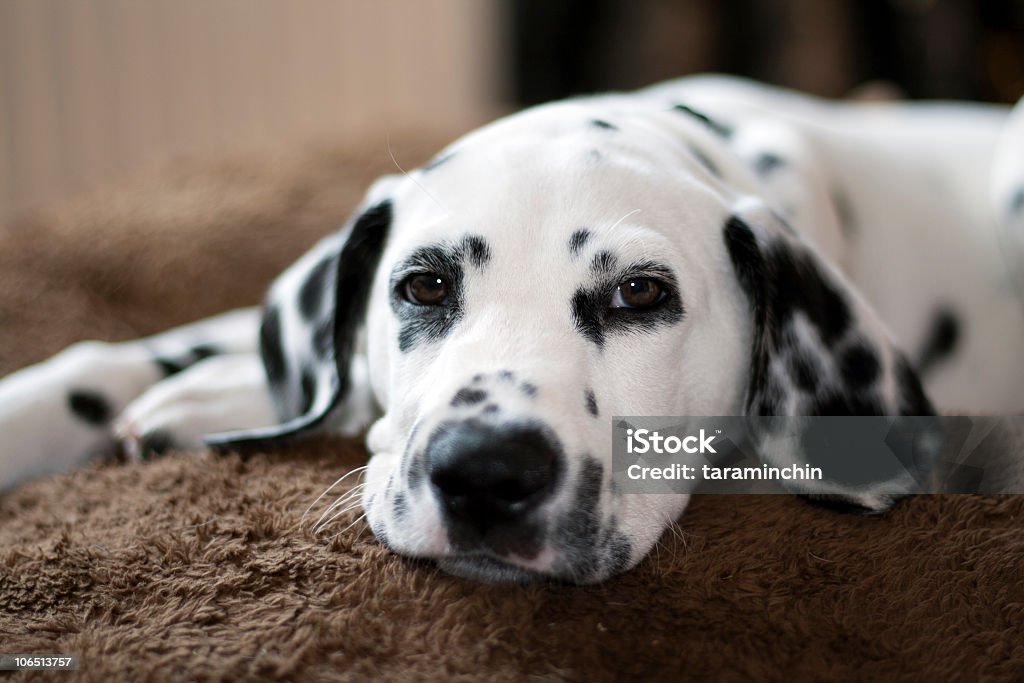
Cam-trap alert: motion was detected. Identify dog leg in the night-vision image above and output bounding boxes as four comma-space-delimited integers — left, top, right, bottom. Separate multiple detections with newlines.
0, 307, 260, 490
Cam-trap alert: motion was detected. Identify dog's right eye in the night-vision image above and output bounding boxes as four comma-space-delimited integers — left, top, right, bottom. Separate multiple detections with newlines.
402, 273, 449, 306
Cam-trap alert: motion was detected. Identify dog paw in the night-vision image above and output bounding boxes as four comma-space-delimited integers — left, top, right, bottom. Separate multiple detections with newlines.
113, 354, 276, 461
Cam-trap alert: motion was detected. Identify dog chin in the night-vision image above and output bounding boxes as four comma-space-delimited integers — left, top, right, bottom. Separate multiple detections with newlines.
435, 555, 547, 584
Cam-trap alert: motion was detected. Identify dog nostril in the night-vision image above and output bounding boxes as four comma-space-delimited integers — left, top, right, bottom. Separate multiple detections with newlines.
426, 421, 561, 527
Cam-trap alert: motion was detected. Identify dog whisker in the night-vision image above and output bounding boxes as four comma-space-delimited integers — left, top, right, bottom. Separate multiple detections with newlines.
328, 512, 368, 541
386, 133, 449, 215
313, 498, 365, 534
315, 482, 367, 523
302, 466, 368, 524
607, 207, 642, 232
312, 488, 367, 534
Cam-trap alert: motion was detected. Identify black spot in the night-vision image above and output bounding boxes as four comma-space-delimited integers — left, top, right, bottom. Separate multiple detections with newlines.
769, 245, 850, 346
688, 145, 720, 177
154, 356, 186, 376
810, 391, 882, 416
68, 390, 111, 426
757, 395, 778, 418
461, 235, 491, 268
498, 370, 515, 381
787, 352, 820, 393
299, 368, 317, 415
259, 306, 287, 389
754, 152, 784, 175
584, 389, 599, 417
153, 344, 220, 377
423, 151, 454, 172
840, 343, 880, 389
1011, 186, 1024, 215
591, 119, 617, 130
572, 287, 607, 347
190, 345, 219, 362
483, 404, 500, 414
568, 229, 591, 256
896, 355, 935, 416
520, 383, 538, 398
298, 257, 333, 321
139, 429, 176, 460
451, 388, 487, 407
671, 103, 733, 138
590, 250, 617, 275
832, 190, 856, 237
472, 374, 483, 383
916, 308, 960, 374
392, 493, 408, 521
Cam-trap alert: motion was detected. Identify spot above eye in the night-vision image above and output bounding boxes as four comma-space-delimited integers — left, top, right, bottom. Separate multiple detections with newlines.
568, 229, 591, 256
609, 278, 666, 309
403, 273, 449, 306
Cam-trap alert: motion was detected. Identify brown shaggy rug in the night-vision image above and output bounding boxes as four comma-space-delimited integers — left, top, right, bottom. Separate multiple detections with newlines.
1, 131, 1023, 682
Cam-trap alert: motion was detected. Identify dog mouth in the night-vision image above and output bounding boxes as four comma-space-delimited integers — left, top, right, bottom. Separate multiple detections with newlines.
435, 554, 546, 584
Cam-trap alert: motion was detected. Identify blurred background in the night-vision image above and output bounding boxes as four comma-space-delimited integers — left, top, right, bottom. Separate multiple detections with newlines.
1, 0, 1022, 223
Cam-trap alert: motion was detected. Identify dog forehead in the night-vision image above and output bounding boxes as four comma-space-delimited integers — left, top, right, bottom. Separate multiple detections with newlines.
383, 105, 732, 263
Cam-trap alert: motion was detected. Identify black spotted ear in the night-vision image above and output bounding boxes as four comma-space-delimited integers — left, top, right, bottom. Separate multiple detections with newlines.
205, 183, 395, 450
722, 199, 939, 512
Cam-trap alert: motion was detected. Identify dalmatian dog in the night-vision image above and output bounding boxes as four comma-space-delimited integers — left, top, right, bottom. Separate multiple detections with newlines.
2, 76, 1024, 583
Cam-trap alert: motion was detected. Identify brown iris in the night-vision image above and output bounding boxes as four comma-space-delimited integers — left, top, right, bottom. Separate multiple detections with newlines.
404, 273, 449, 305
612, 278, 665, 309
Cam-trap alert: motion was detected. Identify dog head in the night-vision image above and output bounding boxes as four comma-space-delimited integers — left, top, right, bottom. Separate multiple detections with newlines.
210, 96, 935, 583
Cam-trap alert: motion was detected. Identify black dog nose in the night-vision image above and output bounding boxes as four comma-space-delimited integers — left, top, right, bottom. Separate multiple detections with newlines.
427, 421, 561, 531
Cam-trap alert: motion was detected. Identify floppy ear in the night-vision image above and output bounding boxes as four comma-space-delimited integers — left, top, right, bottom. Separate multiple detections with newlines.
722, 198, 939, 511
205, 178, 397, 449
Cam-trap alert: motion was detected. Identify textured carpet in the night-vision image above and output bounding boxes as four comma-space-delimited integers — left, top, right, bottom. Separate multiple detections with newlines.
1, 132, 1023, 682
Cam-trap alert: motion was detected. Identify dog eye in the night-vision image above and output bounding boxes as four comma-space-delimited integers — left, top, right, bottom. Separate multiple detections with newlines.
403, 273, 449, 305
610, 278, 666, 309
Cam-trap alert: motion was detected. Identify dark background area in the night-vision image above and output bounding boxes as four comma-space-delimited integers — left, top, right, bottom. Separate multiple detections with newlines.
506, 0, 1024, 105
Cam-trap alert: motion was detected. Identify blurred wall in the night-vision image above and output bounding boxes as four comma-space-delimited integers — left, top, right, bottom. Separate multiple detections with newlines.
0, 0, 503, 223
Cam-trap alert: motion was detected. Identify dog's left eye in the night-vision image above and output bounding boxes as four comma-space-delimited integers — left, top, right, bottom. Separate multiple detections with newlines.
610, 278, 666, 309
402, 273, 450, 305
